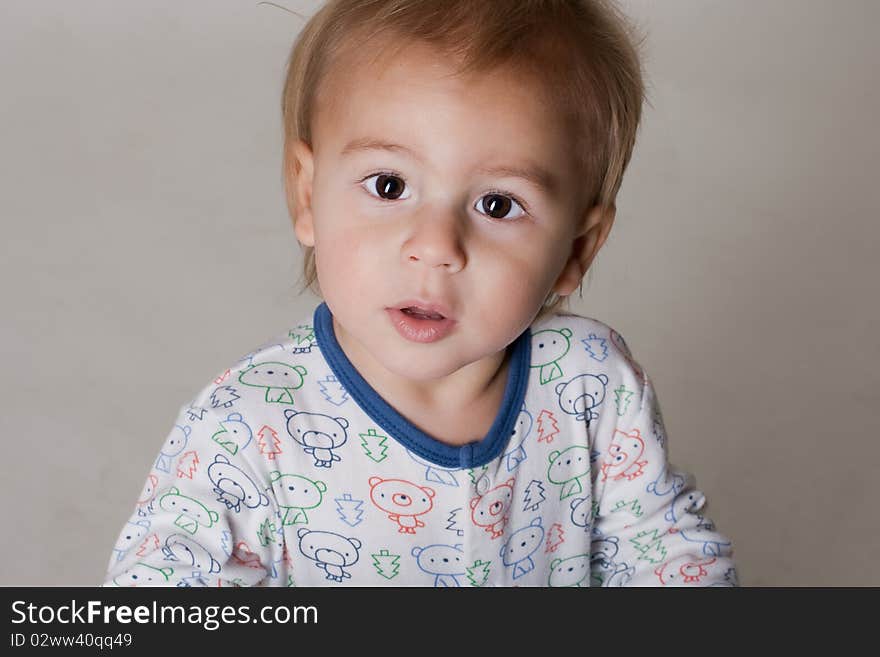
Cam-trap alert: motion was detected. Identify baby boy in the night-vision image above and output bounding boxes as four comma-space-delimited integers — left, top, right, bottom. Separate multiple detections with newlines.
104, 0, 737, 587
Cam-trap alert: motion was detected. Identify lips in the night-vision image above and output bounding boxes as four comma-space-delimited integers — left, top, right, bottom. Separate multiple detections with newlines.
391, 298, 454, 321
401, 307, 444, 320
385, 302, 457, 343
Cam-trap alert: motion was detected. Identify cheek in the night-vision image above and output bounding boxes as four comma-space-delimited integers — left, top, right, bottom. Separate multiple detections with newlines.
319, 244, 382, 313
311, 208, 377, 291
473, 247, 558, 311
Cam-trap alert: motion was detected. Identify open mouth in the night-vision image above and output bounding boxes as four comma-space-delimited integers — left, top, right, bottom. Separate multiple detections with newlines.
386, 306, 456, 343
399, 306, 445, 320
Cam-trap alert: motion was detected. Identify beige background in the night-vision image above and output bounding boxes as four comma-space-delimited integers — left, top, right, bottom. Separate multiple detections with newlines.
2, 0, 877, 586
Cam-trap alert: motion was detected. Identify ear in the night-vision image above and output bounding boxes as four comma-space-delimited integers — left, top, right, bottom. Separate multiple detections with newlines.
285, 138, 316, 247
551, 203, 616, 297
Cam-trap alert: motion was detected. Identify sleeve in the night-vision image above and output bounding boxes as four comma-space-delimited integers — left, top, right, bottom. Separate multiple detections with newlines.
589, 344, 739, 587
102, 395, 286, 587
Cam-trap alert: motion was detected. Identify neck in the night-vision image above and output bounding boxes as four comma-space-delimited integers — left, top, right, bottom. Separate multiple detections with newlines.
331, 315, 510, 416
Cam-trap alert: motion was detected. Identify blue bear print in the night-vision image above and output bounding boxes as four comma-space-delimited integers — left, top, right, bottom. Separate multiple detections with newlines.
663, 489, 705, 523
591, 531, 619, 566
598, 560, 635, 586
156, 424, 190, 473
177, 573, 211, 587
296, 528, 361, 582
207, 454, 270, 513
161, 533, 221, 575
664, 491, 732, 557
112, 562, 174, 587
503, 405, 533, 473
284, 409, 349, 468
262, 522, 287, 580
500, 517, 544, 579
411, 543, 466, 587
590, 527, 635, 587
569, 496, 592, 533
675, 515, 733, 558
112, 518, 151, 562
555, 373, 609, 426
646, 466, 686, 498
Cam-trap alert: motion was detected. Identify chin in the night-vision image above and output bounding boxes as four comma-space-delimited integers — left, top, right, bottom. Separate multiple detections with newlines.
379, 351, 465, 382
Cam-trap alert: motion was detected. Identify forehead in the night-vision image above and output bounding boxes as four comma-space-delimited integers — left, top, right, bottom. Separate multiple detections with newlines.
312, 40, 573, 192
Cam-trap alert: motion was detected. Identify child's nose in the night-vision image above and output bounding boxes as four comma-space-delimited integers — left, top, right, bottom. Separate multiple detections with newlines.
402, 211, 466, 272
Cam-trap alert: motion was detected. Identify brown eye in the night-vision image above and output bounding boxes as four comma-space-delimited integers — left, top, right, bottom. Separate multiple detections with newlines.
480, 194, 511, 219
476, 193, 526, 221
363, 173, 408, 200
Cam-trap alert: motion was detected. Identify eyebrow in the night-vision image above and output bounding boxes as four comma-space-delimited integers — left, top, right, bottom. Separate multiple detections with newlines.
340, 137, 560, 197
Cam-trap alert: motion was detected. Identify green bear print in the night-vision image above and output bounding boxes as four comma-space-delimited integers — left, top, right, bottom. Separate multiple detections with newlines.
268, 471, 327, 525
158, 487, 219, 535
530, 327, 573, 384
238, 361, 307, 405
547, 446, 591, 499
548, 554, 590, 587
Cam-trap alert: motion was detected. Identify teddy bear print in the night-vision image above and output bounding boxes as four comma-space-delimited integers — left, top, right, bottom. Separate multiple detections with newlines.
503, 406, 533, 473
296, 528, 361, 582
654, 555, 719, 586
369, 476, 436, 534
600, 428, 648, 482
268, 470, 326, 525
284, 410, 349, 468
663, 492, 732, 557
238, 361, 307, 404
112, 562, 174, 587
548, 554, 590, 587
646, 465, 686, 498
112, 519, 151, 562
411, 543, 466, 587
155, 424, 190, 474
469, 477, 516, 539
555, 373, 609, 427
161, 533, 221, 575
210, 412, 254, 456
530, 327, 573, 384
591, 525, 618, 558
672, 515, 733, 558
158, 487, 219, 535
547, 446, 590, 499
590, 528, 635, 587
500, 517, 545, 579
569, 496, 593, 533
594, 560, 635, 587
207, 454, 270, 513
136, 474, 159, 516
664, 489, 706, 523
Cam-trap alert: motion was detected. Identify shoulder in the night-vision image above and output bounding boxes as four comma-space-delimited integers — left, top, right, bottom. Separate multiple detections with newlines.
528, 311, 648, 390
183, 310, 322, 412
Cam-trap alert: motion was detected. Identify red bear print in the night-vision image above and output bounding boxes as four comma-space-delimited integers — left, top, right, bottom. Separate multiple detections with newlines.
368, 476, 436, 534
654, 555, 718, 586
470, 478, 515, 539
601, 428, 648, 482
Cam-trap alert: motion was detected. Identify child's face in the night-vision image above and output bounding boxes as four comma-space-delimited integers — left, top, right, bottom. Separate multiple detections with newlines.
289, 41, 613, 383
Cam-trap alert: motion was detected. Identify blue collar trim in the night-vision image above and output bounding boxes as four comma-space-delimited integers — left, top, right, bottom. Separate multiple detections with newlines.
312, 302, 531, 470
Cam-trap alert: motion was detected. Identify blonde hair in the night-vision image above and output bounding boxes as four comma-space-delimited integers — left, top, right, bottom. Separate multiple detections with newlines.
279, 0, 647, 321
